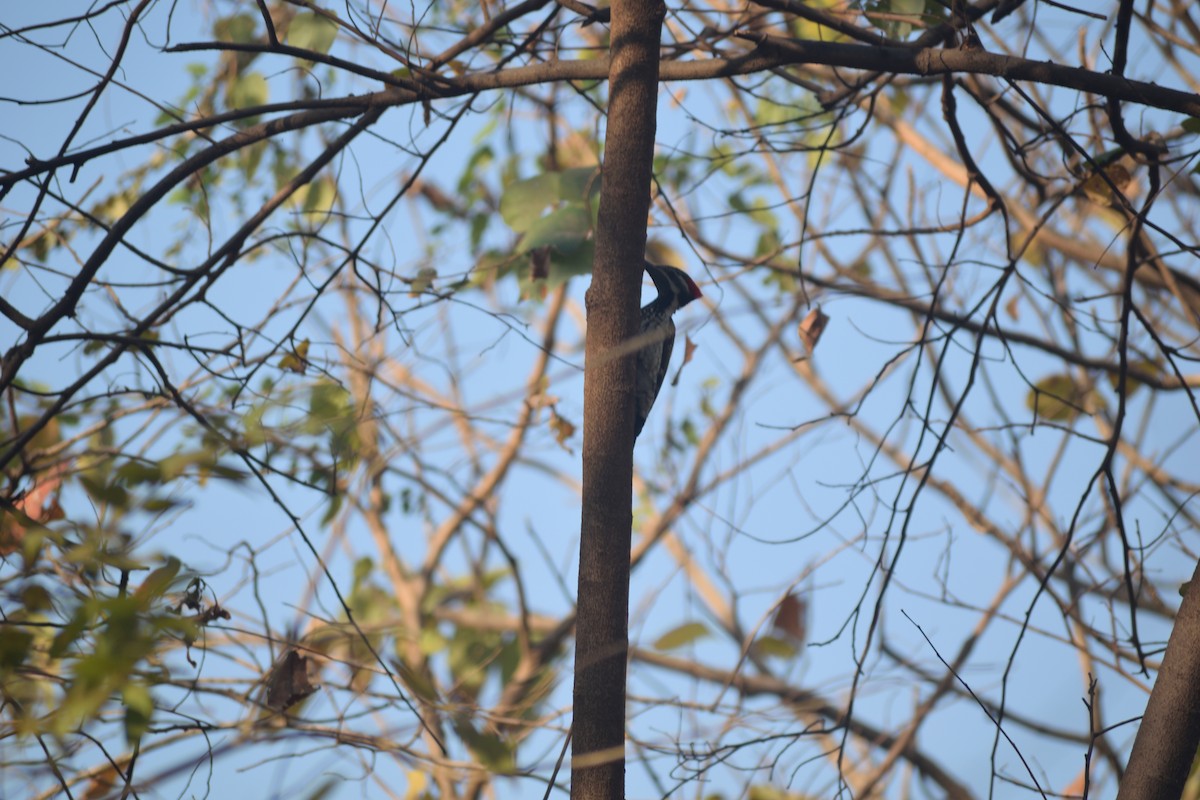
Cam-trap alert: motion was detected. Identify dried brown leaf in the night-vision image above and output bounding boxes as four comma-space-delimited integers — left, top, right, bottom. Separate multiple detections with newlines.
265, 649, 318, 711
798, 306, 829, 354
771, 592, 807, 644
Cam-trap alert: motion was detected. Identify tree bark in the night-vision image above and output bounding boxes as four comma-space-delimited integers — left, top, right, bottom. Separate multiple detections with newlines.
571, 3, 665, 799
1117, 558, 1200, 800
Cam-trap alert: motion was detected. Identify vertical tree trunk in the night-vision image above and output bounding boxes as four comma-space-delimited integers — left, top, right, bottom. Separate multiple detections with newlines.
1117, 557, 1200, 800
571, 3, 665, 799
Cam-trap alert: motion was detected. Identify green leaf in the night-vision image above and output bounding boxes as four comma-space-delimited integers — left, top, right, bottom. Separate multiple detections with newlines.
122, 682, 153, 744
497, 636, 521, 687
755, 229, 783, 260
287, 13, 337, 54
864, 0, 929, 40
301, 779, 338, 800
463, 729, 515, 773
20, 585, 53, 613
517, 239, 595, 299
418, 627, 448, 656
214, 13, 258, 44
309, 380, 354, 424
749, 788, 785, 800
499, 173, 559, 232
279, 337, 310, 373
238, 140, 268, 181
117, 460, 162, 486
456, 145, 495, 196
793, 0, 846, 40
653, 621, 711, 651
447, 628, 492, 694
394, 658, 440, 702
78, 474, 130, 509
469, 213, 489, 250
1026, 374, 1090, 422
14, 414, 61, 451
748, 786, 813, 800
410, 266, 437, 297
141, 497, 183, 513
679, 417, 700, 447
352, 557, 374, 587
450, 713, 516, 772
480, 568, 510, 591
160, 451, 200, 481
1182, 117, 1200, 134
50, 605, 95, 658
557, 166, 602, 205
227, 72, 268, 110
158, 450, 225, 482
751, 634, 798, 660
519, 205, 591, 255
754, 98, 797, 128
1107, 359, 1158, 396
0, 627, 33, 672
135, 557, 182, 602
301, 176, 337, 221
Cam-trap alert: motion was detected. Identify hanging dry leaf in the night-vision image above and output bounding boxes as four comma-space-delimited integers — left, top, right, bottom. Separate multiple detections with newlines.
1, 463, 67, 556
549, 407, 576, 452
265, 649, 318, 711
670, 334, 699, 387
528, 392, 559, 411
1004, 294, 1021, 321
798, 306, 829, 354
529, 246, 551, 282
771, 592, 807, 645
81, 760, 133, 800
681, 335, 698, 367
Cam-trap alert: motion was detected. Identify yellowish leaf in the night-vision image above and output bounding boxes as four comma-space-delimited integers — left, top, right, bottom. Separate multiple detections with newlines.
279, 338, 310, 374
653, 621, 710, 651
409, 267, 436, 298
1081, 162, 1133, 206
549, 409, 575, 452
1026, 374, 1090, 422
405, 770, 428, 800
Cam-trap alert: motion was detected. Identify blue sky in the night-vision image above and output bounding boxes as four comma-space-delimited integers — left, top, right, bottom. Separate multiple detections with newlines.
2, 3, 1198, 799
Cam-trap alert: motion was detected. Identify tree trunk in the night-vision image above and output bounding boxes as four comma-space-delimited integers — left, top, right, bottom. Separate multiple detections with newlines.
571, 3, 665, 799
1117, 557, 1200, 800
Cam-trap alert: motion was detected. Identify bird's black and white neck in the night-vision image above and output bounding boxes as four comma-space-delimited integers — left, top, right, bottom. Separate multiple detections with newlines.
634, 262, 702, 438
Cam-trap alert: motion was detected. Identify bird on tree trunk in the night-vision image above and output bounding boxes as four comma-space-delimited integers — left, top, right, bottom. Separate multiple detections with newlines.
635, 262, 702, 438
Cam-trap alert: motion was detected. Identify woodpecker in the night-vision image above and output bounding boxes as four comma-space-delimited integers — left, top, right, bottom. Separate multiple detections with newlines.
635, 262, 703, 438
